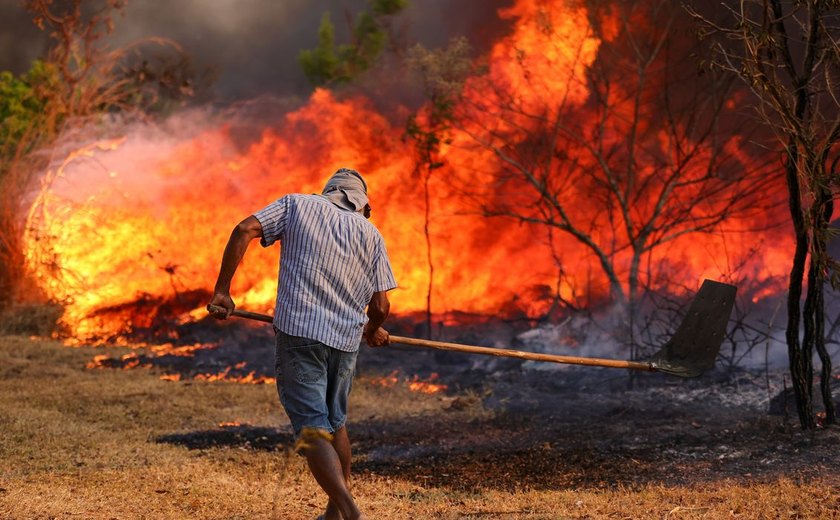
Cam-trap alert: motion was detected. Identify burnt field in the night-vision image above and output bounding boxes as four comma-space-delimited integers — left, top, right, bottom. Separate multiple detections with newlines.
1, 313, 839, 519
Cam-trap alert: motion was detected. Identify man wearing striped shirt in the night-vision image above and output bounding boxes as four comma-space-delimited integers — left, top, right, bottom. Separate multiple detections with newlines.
209, 168, 396, 520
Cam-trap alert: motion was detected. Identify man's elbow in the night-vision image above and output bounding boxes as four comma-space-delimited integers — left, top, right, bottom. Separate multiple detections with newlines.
368, 293, 390, 321
234, 215, 263, 241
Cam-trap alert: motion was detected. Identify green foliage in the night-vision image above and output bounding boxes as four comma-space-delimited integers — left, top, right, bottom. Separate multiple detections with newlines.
299, 13, 342, 86
0, 72, 39, 145
0, 61, 57, 151
348, 11, 387, 71
0, 60, 64, 173
298, 0, 408, 87
371, 0, 408, 16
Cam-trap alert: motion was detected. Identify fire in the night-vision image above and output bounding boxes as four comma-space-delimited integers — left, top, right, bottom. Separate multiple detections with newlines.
194, 363, 276, 385
368, 370, 447, 394
86, 354, 113, 369
85, 342, 276, 385
406, 373, 447, 394
22, 0, 792, 344
86, 352, 150, 370
368, 370, 399, 388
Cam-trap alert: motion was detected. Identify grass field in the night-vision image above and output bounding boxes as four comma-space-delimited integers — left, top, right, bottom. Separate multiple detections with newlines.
1, 335, 838, 519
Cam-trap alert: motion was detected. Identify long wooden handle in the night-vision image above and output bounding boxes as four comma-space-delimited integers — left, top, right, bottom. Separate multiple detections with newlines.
208, 306, 655, 372
389, 335, 654, 371
231, 309, 273, 323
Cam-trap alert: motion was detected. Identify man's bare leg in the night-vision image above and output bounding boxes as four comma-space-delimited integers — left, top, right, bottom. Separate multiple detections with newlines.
304, 431, 364, 520
323, 427, 353, 519
333, 426, 353, 483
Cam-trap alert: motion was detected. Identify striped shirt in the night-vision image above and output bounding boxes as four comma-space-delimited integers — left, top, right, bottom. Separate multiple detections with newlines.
254, 194, 397, 352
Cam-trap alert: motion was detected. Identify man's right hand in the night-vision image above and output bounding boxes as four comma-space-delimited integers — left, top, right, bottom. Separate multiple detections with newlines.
365, 326, 390, 347
207, 292, 235, 319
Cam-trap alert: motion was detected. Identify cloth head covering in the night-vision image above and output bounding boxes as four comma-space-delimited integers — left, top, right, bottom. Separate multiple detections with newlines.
321, 168, 369, 212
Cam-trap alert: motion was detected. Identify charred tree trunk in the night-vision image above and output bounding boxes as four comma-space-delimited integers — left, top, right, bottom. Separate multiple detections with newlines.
811, 191, 836, 425
689, 0, 840, 429
781, 0, 819, 429
785, 146, 815, 429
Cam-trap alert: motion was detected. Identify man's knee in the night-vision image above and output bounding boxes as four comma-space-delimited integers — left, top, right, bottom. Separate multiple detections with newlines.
295, 426, 334, 454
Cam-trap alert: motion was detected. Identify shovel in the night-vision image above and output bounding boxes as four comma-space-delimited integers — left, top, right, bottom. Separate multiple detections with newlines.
207, 279, 736, 378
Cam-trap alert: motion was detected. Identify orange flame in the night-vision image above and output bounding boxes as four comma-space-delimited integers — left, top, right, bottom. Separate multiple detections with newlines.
85, 342, 275, 385
406, 373, 447, 394
194, 363, 276, 385
85, 354, 112, 369
368, 370, 400, 388
22, 0, 790, 343
368, 370, 447, 394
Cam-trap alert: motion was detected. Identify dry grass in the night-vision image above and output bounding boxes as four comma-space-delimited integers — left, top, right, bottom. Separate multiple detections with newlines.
0, 303, 64, 336
0, 335, 837, 519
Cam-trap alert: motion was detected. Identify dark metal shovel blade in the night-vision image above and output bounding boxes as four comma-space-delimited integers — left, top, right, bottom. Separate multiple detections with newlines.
647, 280, 737, 378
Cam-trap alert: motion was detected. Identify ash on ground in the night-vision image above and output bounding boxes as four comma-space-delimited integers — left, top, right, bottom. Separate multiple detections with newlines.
101, 311, 839, 492
352, 318, 840, 492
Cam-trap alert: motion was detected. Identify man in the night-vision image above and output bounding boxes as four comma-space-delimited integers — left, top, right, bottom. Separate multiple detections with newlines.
208, 167, 396, 520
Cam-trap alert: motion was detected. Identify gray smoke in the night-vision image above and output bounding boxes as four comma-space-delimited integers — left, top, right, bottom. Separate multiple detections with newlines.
0, 0, 512, 100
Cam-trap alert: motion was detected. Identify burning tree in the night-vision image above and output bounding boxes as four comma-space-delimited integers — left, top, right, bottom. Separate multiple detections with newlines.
0, 0, 195, 313
404, 38, 474, 338
410, 1, 775, 356
689, 0, 840, 428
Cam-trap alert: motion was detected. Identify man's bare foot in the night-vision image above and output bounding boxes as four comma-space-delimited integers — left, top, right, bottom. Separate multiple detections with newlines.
320, 509, 366, 520
322, 501, 341, 520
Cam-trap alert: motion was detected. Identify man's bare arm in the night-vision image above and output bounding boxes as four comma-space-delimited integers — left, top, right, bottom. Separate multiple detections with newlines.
208, 215, 263, 318
364, 290, 390, 346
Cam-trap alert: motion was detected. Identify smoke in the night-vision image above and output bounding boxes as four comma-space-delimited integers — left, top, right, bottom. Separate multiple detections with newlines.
0, 2, 47, 74
0, 0, 513, 101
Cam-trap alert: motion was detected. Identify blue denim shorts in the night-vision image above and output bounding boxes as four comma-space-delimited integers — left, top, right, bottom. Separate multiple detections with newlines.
274, 330, 358, 438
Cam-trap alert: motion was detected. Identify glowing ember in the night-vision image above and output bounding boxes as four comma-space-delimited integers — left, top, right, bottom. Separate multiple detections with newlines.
85, 342, 274, 385
407, 373, 447, 394
816, 412, 827, 427
85, 342, 214, 367
194, 363, 275, 385
148, 343, 215, 357
86, 354, 112, 369
368, 370, 400, 388
368, 370, 447, 394
120, 352, 143, 370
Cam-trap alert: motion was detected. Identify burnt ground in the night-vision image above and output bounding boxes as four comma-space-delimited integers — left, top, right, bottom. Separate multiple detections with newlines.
146, 315, 840, 494
352, 367, 840, 492
356, 342, 838, 492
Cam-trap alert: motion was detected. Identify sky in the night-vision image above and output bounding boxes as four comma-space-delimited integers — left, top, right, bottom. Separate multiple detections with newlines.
0, 0, 513, 101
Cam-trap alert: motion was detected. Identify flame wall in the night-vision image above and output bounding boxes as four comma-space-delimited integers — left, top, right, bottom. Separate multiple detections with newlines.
23, 0, 792, 340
